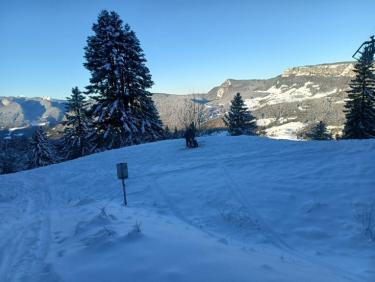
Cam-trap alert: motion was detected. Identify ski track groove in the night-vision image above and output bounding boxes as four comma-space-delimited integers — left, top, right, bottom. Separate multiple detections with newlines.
151, 176, 217, 239
0, 175, 52, 282
222, 165, 362, 282
143, 157, 361, 282
221, 166, 294, 251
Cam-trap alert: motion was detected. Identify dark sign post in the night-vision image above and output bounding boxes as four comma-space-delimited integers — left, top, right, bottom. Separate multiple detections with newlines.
116, 163, 129, 206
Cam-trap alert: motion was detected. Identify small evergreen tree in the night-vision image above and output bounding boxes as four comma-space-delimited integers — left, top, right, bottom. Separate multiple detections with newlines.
62, 87, 96, 160
84, 10, 163, 149
223, 93, 256, 136
306, 121, 332, 140
29, 127, 56, 168
343, 46, 375, 139
164, 126, 171, 139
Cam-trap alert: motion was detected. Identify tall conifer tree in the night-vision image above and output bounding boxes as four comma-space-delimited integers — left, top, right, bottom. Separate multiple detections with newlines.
62, 87, 96, 159
29, 127, 56, 168
84, 10, 163, 148
343, 46, 375, 139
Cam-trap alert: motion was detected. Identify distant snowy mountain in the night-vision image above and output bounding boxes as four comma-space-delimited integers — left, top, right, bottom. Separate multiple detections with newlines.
0, 96, 66, 129
0, 62, 354, 139
0, 135, 373, 281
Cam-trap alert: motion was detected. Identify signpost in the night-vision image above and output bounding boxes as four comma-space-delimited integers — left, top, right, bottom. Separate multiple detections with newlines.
116, 163, 129, 206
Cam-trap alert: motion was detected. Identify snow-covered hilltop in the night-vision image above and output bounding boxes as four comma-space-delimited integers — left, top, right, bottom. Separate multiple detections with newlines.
0, 135, 374, 281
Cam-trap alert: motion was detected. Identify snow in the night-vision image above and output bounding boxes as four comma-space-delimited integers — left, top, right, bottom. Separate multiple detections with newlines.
256, 118, 276, 127
278, 116, 297, 123
246, 82, 338, 109
335, 100, 346, 104
244, 96, 264, 110
30, 121, 48, 127
216, 88, 225, 98
9, 126, 29, 132
1, 99, 11, 106
265, 122, 306, 140
327, 125, 344, 130
0, 136, 374, 282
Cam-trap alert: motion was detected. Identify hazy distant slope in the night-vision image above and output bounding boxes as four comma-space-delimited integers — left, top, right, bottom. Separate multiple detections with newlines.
0, 97, 66, 129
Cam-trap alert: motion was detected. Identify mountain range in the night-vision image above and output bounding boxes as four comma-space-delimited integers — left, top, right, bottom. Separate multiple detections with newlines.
0, 61, 354, 139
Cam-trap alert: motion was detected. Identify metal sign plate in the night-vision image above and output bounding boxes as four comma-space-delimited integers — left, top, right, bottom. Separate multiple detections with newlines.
116, 163, 128, 179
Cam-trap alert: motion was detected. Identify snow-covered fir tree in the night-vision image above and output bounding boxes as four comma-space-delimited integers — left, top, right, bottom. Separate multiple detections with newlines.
306, 121, 332, 140
29, 127, 56, 168
223, 93, 256, 136
343, 46, 375, 139
62, 87, 96, 160
131, 95, 164, 143
84, 10, 163, 149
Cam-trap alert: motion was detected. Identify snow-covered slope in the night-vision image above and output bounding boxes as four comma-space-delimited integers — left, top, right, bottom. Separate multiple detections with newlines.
0, 136, 374, 282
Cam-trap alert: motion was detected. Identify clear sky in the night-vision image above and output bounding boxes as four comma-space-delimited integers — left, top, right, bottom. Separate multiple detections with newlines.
1, 0, 375, 99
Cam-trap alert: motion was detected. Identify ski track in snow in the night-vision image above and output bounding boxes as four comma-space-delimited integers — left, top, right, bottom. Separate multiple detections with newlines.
0, 174, 53, 282
149, 162, 361, 282
151, 176, 217, 238
221, 166, 362, 282
0, 136, 374, 281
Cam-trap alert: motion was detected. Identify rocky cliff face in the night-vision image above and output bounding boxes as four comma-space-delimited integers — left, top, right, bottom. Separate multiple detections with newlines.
282, 62, 354, 78
0, 62, 356, 140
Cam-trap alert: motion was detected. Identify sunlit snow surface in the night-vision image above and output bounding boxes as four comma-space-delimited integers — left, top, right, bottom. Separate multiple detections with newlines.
0, 136, 374, 281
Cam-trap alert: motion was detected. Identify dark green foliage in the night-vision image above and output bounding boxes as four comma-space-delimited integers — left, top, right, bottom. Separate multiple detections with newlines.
343, 47, 375, 139
306, 121, 332, 140
84, 10, 163, 149
223, 93, 256, 136
29, 127, 56, 168
131, 95, 164, 143
0, 136, 31, 174
62, 87, 96, 160
0, 149, 16, 174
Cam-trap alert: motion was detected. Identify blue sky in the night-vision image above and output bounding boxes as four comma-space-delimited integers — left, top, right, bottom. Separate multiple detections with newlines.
1, 0, 375, 99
